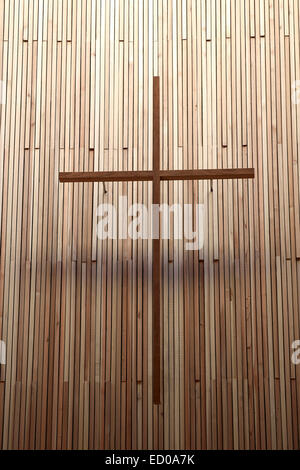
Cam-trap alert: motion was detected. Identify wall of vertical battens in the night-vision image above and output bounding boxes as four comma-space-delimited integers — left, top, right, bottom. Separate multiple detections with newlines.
0, 0, 300, 450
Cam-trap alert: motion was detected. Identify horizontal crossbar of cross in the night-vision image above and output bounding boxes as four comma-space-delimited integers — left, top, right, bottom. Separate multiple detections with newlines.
59, 168, 255, 183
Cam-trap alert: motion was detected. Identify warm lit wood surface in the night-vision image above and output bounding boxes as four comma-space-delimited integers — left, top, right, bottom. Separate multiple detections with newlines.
0, 0, 300, 450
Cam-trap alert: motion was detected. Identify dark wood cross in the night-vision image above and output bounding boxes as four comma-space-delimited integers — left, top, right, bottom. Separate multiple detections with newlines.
59, 77, 254, 405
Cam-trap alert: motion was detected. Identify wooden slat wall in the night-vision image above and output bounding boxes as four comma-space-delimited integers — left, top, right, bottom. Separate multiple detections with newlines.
0, 0, 300, 450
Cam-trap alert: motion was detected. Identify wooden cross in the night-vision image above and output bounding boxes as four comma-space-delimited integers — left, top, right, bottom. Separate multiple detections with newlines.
59, 77, 255, 405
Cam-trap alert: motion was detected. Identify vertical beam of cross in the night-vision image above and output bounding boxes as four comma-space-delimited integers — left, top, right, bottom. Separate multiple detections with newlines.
152, 77, 161, 404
